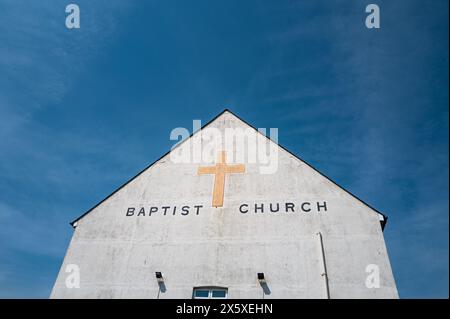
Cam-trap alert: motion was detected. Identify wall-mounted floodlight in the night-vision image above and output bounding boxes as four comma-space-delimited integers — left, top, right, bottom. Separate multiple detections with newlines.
257, 272, 266, 284
155, 272, 164, 283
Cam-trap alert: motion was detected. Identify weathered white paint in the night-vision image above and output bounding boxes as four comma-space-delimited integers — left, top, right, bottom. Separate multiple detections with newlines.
51, 110, 398, 299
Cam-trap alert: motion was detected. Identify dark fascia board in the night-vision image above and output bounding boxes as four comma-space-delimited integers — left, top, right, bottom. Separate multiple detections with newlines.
70, 108, 388, 230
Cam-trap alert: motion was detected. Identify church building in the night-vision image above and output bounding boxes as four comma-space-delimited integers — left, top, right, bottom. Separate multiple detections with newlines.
51, 109, 398, 299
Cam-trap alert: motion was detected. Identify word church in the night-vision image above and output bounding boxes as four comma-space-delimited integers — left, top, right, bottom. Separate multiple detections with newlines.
51, 109, 398, 299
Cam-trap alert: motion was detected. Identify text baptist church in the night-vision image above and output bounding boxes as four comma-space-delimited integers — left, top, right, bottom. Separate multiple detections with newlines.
51, 109, 398, 299
125, 201, 328, 217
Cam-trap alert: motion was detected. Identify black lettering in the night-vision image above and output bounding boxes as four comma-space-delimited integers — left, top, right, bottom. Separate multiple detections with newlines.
301, 202, 311, 212
149, 207, 158, 216
269, 203, 279, 212
317, 201, 327, 212
239, 204, 249, 214
181, 206, 189, 215
285, 202, 295, 212
126, 207, 135, 216
161, 206, 170, 215
194, 205, 202, 215
172, 206, 177, 215
255, 203, 264, 213
137, 207, 145, 216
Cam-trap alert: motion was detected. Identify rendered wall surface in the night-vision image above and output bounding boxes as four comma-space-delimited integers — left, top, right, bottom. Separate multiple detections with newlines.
51, 111, 398, 299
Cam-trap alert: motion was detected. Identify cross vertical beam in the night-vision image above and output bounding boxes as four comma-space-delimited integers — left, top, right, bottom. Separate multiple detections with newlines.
197, 151, 245, 207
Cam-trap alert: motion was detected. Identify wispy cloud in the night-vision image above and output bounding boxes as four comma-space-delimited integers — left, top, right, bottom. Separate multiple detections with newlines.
241, 0, 448, 297
0, 0, 136, 298
0, 0, 447, 299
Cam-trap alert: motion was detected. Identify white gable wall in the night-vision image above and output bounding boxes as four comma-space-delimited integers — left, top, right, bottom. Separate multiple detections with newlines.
51, 111, 398, 298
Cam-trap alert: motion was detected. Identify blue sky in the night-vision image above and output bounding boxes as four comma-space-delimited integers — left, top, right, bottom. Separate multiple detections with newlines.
0, 0, 448, 298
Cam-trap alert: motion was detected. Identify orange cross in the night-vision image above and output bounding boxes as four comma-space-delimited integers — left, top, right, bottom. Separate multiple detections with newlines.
197, 151, 245, 207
